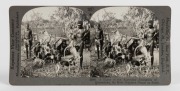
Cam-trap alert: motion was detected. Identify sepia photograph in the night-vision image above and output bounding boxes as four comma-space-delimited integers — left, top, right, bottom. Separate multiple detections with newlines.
20, 6, 160, 78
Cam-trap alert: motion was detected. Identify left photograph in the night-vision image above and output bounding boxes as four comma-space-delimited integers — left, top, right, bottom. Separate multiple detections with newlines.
21, 7, 91, 78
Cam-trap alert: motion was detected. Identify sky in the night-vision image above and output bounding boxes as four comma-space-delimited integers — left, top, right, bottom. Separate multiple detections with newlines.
90, 7, 130, 22
22, 7, 58, 22
22, 7, 130, 22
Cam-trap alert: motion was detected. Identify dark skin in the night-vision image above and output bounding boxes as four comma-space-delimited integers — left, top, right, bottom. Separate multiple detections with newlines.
99, 27, 104, 57
79, 22, 92, 69
105, 42, 112, 57
57, 40, 68, 56
78, 23, 85, 69
95, 24, 104, 59
25, 24, 33, 59
144, 22, 158, 67
34, 42, 41, 57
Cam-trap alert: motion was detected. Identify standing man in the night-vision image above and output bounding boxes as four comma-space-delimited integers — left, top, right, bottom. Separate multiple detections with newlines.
105, 42, 112, 57
83, 20, 91, 51
95, 24, 104, 59
144, 20, 158, 67
78, 20, 91, 69
24, 24, 33, 59
79, 21, 88, 69
153, 17, 159, 49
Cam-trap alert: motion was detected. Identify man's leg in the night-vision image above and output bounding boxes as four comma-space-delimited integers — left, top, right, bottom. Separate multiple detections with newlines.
80, 42, 84, 69
29, 41, 32, 58
35, 50, 38, 57
105, 50, 109, 57
150, 41, 155, 67
96, 44, 100, 59
100, 41, 103, 57
25, 44, 29, 59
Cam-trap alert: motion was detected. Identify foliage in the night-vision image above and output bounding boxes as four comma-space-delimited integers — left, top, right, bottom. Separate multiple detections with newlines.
123, 7, 155, 33
50, 7, 86, 35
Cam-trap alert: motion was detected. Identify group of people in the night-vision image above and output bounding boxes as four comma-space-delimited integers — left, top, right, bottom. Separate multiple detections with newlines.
23, 16, 159, 70
93, 17, 159, 67
23, 20, 91, 69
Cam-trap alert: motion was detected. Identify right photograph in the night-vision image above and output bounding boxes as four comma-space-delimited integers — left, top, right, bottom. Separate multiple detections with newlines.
89, 6, 159, 78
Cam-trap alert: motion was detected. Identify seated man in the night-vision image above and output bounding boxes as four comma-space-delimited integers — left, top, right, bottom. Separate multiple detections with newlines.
105, 42, 112, 57
57, 40, 69, 57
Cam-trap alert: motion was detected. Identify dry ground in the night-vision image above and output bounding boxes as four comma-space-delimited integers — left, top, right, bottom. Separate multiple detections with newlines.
90, 48, 160, 78
21, 49, 91, 78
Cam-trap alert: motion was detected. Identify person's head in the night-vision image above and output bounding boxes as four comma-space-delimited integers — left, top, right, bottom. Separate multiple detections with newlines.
62, 40, 66, 44
97, 23, 101, 30
77, 21, 83, 29
83, 20, 90, 31
148, 20, 153, 29
133, 39, 138, 45
27, 23, 30, 30
154, 16, 158, 21
108, 42, 111, 46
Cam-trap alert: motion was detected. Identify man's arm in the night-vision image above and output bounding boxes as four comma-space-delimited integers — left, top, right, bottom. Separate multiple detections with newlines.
28, 30, 33, 40
57, 43, 62, 51
101, 30, 104, 40
81, 31, 88, 41
100, 30, 104, 40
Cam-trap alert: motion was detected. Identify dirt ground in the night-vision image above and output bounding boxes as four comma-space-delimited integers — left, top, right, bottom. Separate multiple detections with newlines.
21, 49, 91, 78
90, 48, 160, 78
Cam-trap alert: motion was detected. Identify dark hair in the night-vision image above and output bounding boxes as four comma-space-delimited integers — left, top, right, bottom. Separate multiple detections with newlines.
148, 20, 153, 24
77, 21, 83, 29
27, 23, 30, 29
97, 24, 101, 29
62, 40, 66, 43
148, 20, 154, 29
